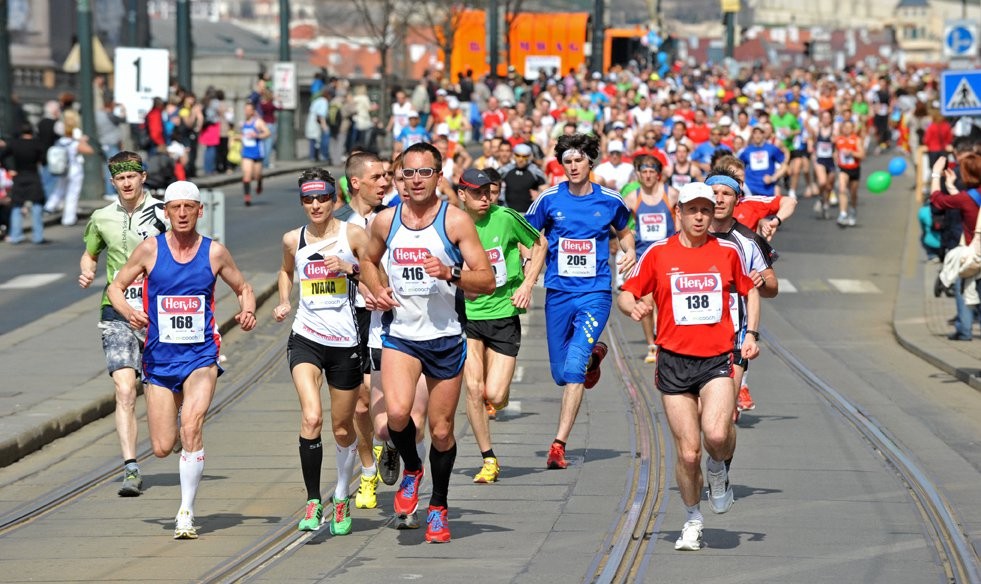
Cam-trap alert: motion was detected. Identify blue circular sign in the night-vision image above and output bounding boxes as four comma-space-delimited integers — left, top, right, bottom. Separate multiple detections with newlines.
947, 26, 975, 56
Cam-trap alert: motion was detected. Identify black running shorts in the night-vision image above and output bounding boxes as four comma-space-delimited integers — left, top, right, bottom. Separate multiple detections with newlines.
655, 348, 733, 395
464, 315, 522, 357
287, 332, 363, 390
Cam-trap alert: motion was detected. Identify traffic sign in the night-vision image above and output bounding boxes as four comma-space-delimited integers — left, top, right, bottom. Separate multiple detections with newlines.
941, 70, 981, 116
944, 19, 978, 59
272, 62, 297, 110
113, 47, 169, 124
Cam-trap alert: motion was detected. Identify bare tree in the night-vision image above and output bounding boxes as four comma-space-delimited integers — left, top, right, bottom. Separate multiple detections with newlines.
503, 0, 527, 74
414, 0, 485, 76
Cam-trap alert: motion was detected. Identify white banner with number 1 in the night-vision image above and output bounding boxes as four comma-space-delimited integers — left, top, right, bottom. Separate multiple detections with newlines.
113, 47, 170, 124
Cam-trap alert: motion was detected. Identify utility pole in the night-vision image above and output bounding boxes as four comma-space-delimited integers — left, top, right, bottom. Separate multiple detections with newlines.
0, 0, 13, 139
592, 0, 605, 73
489, 0, 499, 79
722, 0, 739, 60
125, 0, 138, 46
176, 0, 192, 90
277, 0, 295, 161
78, 0, 104, 200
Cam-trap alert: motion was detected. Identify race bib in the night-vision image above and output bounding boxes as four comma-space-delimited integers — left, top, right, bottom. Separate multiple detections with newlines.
671, 173, 691, 190
157, 295, 206, 343
487, 246, 508, 287
125, 278, 145, 311
638, 212, 667, 242
749, 150, 769, 171
839, 151, 855, 166
729, 292, 740, 333
390, 247, 437, 296
816, 142, 833, 158
557, 237, 596, 278
300, 260, 349, 309
670, 273, 723, 325
877, 104, 889, 116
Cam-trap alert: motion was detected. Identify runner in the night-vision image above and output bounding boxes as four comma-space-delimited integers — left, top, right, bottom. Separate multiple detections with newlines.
335, 151, 393, 512
715, 154, 796, 241
667, 143, 704, 195
739, 126, 786, 199
524, 132, 636, 470
621, 154, 677, 363
107, 180, 257, 539
618, 181, 759, 552
239, 102, 271, 207
706, 170, 779, 417
458, 168, 546, 484
359, 142, 496, 543
79, 151, 168, 497
810, 110, 837, 219
271, 168, 375, 535
835, 119, 865, 227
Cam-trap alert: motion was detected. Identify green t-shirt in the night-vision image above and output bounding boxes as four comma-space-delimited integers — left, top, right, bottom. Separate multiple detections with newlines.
83, 196, 167, 308
770, 112, 800, 150
466, 205, 541, 320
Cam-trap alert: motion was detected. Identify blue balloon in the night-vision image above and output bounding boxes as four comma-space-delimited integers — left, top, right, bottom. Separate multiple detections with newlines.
888, 157, 908, 176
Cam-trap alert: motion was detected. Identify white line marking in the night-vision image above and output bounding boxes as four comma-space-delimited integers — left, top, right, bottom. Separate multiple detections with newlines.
827, 279, 881, 294
0, 274, 65, 289
777, 278, 798, 293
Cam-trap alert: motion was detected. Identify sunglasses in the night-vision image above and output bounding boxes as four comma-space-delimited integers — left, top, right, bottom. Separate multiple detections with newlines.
401, 167, 438, 178
301, 194, 335, 204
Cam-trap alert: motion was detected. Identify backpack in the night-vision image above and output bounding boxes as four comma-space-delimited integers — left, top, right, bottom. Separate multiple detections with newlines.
327, 102, 342, 134
46, 142, 70, 176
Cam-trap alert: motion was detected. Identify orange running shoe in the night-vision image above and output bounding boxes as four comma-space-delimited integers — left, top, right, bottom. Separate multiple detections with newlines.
546, 442, 567, 469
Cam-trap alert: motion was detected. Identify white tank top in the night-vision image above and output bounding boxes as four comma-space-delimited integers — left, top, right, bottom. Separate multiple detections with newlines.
382, 202, 464, 341
342, 206, 375, 308
291, 223, 360, 347
368, 249, 388, 350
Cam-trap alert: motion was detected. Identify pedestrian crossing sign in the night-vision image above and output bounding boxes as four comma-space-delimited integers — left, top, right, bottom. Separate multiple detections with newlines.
942, 70, 981, 116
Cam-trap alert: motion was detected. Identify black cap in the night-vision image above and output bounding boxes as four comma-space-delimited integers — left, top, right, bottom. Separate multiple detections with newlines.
460, 168, 493, 189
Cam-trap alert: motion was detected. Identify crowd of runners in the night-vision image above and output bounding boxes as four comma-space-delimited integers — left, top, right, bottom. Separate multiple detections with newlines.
82, 59, 955, 549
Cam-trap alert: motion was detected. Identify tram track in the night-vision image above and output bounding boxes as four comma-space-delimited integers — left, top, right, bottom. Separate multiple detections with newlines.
0, 322, 290, 536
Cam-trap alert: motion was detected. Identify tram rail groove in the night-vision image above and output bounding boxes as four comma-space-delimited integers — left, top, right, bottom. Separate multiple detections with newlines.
0, 322, 289, 536
761, 326, 981, 584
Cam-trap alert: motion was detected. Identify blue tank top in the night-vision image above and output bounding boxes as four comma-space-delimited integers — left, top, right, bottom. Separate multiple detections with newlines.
633, 190, 676, 256
145, 234, 219, 365
814, 126, 834, 162
241, 118, 263, 160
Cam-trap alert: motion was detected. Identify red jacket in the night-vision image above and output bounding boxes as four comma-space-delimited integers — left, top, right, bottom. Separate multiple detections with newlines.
931, 188, 980, 244
145, 107, 165, 147
923, 121, 952, 152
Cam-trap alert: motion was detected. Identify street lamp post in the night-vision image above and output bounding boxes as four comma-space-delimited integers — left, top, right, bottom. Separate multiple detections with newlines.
176, 0, 192, 90
592, 0, 605, 73
277, 0, 295, 161
78, 0, 105, 200
0, 0, 13, 139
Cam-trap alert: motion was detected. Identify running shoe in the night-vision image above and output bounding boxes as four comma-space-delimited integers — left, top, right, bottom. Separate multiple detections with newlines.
393, 468, 424, 516
836, 212, 848, 227
118, 468, 143, 497
546, 442, 567, 470
473, 457, 500, 483
330, 497, 352, 535
674, 520, 703, 551
395, 511, 420, 529
244, 194, 252, 207
372, 444, 383, 466
379, 442, 401, 486
828, 193, 838, 205
355, 473, 379, 509
736, 385, 756, 411
485, 398, 497, 420
173, 509, 198, 540
425, 505, 451, 543
644, 345, 657, 364
584, 342, 609, 389
256, 180, 264, 195
298, 499, 323, 531
707, 468, 734, 514
846, 210, 856, 227
812, 198, 823, 217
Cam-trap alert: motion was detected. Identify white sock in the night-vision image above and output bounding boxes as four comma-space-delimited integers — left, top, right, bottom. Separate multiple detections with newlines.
372, 437, 383, 449
179, 449, 205, 514
362, 464, 377, 477
685, 503, 703, 523
415, 439, 426, 468
706, 457, 726, 474
335, 439, 358, 500
740, 371, 750, 387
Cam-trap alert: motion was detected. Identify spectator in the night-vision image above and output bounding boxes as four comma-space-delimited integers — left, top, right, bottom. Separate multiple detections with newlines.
258, 88, 279, 168
144, 97, 166, 155
2, 123, 47, 243
45, 118, 95, 226
37, 100, 61, 200
305, 88, 331, 163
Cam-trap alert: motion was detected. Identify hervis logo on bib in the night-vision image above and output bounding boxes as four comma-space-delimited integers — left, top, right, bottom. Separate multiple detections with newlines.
561, 239, 593, 253
304, 261, 341, 279
392, 248, 429, 265
160, 296, 202, 313
486, 248, 503, 262
640, 214, 665, 225
673, 274, 720, 293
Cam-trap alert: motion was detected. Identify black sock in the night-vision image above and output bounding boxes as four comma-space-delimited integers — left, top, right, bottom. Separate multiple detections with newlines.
257, 178, 263, 193
124, 458, 138, 471
388, 418, 421, 472
428, 443, 457, 509
243, 181, 251, 195
553, 439, 566, 447
298, 435, 323, 501
480, 449, 496, 460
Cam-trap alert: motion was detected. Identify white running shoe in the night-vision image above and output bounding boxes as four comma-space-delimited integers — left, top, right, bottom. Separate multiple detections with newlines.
846, 211, 856, 227
836, 212, 848, 227
675, 520, 703, 551
707, 468, 734, 513
174, 509, 198, 539
812, 199, 823, 216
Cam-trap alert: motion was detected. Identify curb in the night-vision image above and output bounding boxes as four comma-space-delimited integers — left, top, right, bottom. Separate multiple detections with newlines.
0, 275, 281, 468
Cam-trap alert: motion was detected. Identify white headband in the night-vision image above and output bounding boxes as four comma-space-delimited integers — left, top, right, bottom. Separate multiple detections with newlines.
561, 148, 586, 163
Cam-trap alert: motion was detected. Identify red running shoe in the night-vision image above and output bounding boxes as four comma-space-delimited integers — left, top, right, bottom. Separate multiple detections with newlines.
737, 385, 756, 411
424, 505, 450, 543
393, 468, 424, 516
584, 342, 608, 389
546, 442, 567, 470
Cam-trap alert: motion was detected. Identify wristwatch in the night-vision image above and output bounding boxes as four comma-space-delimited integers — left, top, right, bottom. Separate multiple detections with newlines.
450, 266, 462, 283
745, 329, 761, 341
350, 263, 360, 277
